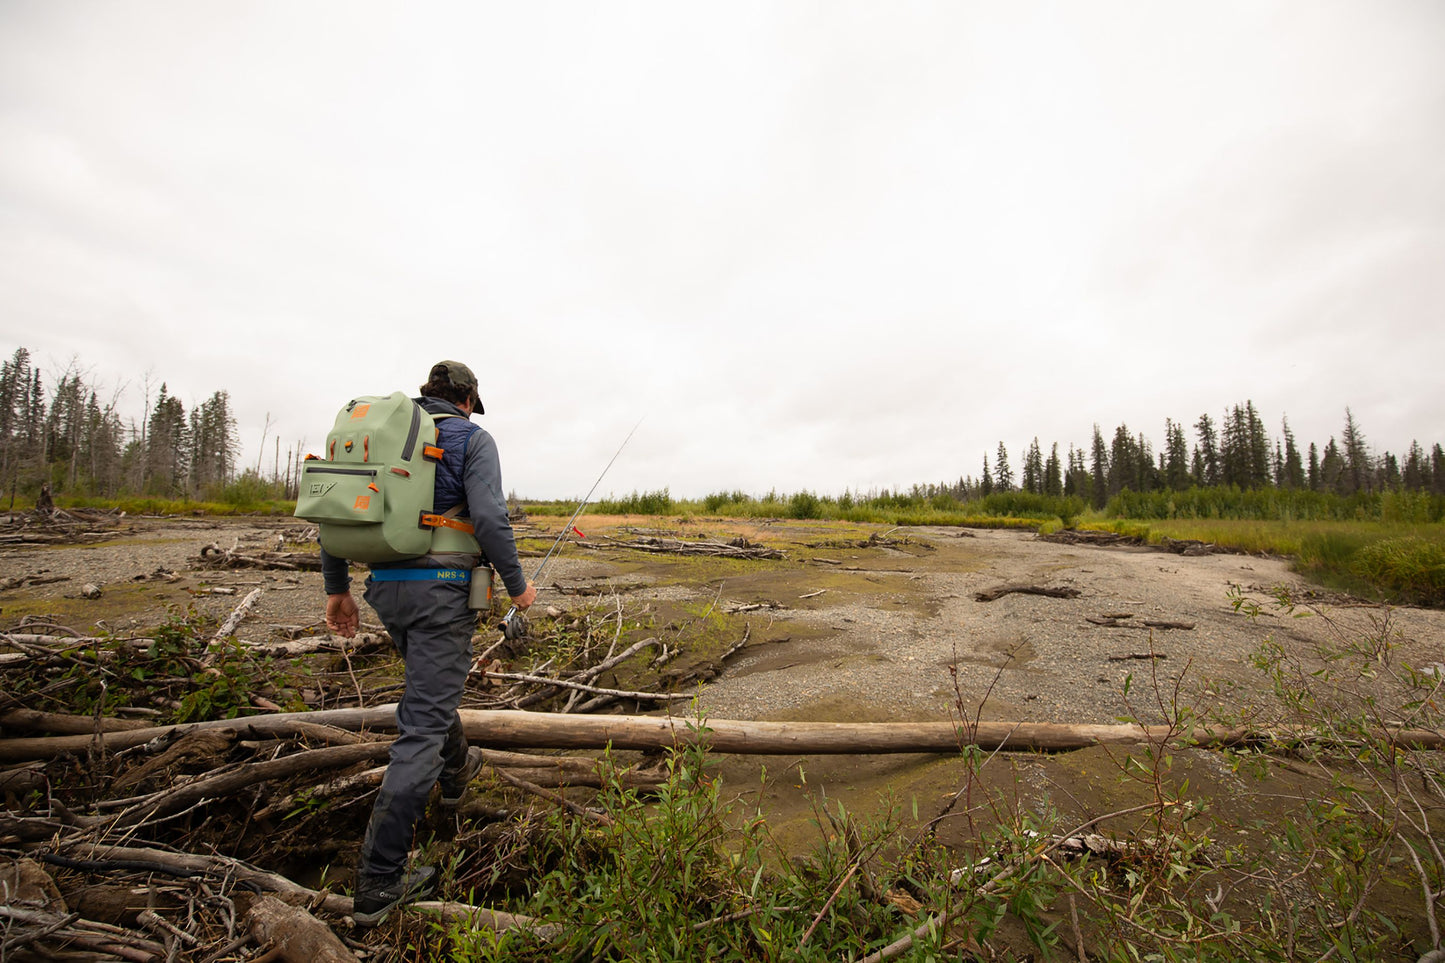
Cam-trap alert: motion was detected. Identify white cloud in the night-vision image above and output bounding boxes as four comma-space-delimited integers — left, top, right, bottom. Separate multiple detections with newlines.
2, 2, 1441, 498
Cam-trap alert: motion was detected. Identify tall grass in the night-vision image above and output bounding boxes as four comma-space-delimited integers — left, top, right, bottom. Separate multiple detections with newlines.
1084, 516, 1445, 606
580, 488, 1084, 530
1107, 486, 1445, 523
1299, 531, 1445, 605
55, 490, 294, 517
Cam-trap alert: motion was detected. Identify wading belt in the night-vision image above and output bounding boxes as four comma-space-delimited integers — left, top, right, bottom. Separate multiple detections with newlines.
368, 568, 472, 583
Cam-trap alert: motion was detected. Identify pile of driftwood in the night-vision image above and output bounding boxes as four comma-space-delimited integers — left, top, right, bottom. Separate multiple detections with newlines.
575, 534, 786, 560
974, 583, 1083, 602
0, 586, 772, 963
0, 506, 131, 547
806, 530, 935, 552
1038, 529, 1221, 556
0, 709, 619, 960
194, 541, 322, 572
1038, 529, 1138, 548
0, 589, 720, 959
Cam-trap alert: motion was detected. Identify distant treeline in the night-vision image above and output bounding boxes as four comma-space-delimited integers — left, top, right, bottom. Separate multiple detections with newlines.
588, 403, 1445, 526
7, 346, 1443, 522
968, 402, 1444, 508
0, 346, 253, 503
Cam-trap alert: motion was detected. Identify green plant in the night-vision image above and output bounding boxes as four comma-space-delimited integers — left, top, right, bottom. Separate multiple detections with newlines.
1233, 588, 1445, 959
444, 726, 941, 962
787, 490, 821, 520
1351, 535, 1445, 606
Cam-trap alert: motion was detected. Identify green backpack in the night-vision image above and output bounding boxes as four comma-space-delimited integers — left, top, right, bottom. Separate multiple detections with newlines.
294, 392, 479, 563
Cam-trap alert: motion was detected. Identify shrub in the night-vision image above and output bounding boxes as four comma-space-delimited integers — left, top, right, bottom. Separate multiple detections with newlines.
594, 488, 675, 515
787, 490, 821, 519
1350, 535, 1445, 605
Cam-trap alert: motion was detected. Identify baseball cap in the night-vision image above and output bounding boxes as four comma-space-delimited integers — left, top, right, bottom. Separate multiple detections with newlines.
425, 360, 483, 413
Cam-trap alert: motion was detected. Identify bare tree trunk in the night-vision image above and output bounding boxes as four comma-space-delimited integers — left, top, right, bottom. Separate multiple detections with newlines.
6, 706, 1438, 764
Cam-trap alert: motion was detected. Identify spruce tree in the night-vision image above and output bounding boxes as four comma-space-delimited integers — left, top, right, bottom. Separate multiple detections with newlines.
1402, 440, 1427, 491
1108, 424, 1136, 496
994, 442, 1014, 492
1044, 442, 1063, 497
1281, 418, 1304, 489
1245, 401, 1270, 488
1320, 438, 1344, 494
1340, 408, 1370, 495
1193, 414, 1220, 487
1022, 438, 1043, 494
1164, 418, 1190, 491
1089, 425, 1109, 508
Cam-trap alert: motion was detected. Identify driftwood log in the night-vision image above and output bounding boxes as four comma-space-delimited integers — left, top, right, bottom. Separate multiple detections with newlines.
213, 587, 263, 640
0, 574, 71, 591
974, 584, 1083, 602
4, 705, 1442, 762
1085, 615, 1196, 630
246, 894, 355, 963
577, 535, 786, 560
195, 542, 322, 572
24, 842, 560, 940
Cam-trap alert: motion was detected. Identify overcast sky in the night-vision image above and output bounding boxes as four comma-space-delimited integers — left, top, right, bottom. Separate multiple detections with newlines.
3, 2, 1442, 500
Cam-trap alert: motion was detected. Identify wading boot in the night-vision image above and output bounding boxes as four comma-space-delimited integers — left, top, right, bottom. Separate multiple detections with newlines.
352, 864, 436, 928
439, 746, 485, 808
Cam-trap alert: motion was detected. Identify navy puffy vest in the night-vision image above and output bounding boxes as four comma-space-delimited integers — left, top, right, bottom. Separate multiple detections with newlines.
433, 414, 479, 517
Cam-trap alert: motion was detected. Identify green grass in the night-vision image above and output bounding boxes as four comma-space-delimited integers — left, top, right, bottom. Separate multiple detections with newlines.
56, 494, 296, 516
541, 489, 1081, 531
1107, 485, 1445, 523
1085, 517, 1445, 605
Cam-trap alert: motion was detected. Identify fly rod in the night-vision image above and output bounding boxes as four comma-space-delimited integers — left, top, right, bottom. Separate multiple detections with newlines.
500, 417, 643, 638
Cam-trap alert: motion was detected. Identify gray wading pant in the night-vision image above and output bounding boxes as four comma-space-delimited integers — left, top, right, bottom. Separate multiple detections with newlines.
357, 573, 474, 880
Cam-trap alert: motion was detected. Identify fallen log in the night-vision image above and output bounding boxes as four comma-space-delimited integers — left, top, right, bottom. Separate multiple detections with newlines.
232, 632, 387, 659
0, 905, 165, 962
28, 842, 560, 939
246, 894, 355, 963
253, 751, 664, 820
0, 573, 71, 591
0, 767, 46, 795
410, 901, 563, 940
97, 742, 393, 829
1086, 616, 1196, 630
6, 706, 1442, 762
975, 584, 1083, 602
214, 587, 263, 640
484, 670, 692, 703
1, 709, 154, 735
578, 536, 786, 560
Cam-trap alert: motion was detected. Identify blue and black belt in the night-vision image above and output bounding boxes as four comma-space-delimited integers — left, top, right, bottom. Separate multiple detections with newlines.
368, 568, 472, 583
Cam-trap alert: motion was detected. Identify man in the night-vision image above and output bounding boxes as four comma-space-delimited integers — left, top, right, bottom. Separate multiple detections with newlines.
319, 360, 536, 927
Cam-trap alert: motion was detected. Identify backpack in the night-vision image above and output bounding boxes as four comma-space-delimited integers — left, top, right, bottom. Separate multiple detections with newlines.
294, 392, 480, 563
